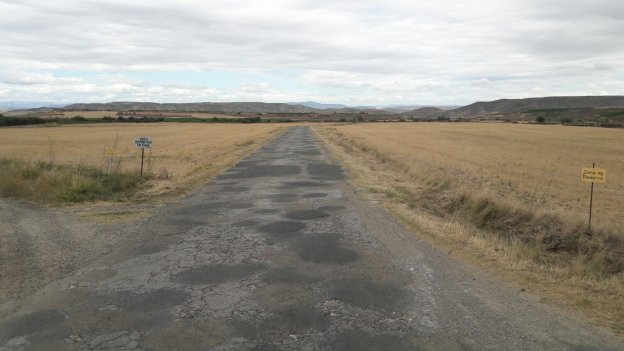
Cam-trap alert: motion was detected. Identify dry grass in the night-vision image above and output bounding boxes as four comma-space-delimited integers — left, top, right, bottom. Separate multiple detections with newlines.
323, 123, 624, 231
0, 123, 285, 202
62, 110, 246, 119
314, 123, 624, 335
62, 111, 116, 118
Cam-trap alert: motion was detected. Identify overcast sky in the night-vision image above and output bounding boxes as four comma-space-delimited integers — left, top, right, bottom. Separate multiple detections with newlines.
1, 0, 623, 106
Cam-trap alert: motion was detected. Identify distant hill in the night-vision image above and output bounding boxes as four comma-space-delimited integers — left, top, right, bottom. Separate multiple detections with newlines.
64, 102, 322, 114
447, 96, 624, 118
0, 101, 66, 110
404, 107, 445, 118
288, 101, 349, 109
382, 104, 460, 112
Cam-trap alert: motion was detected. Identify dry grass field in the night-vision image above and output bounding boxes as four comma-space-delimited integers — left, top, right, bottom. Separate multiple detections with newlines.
323, 123, 624, 231
0, 123, 285, 200
61, 110, 245, 119
315, 122, 624, 334
62, 111, 117, 118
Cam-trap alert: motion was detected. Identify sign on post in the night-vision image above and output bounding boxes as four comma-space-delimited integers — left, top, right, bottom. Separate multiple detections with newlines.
581, 167, 606, 184
134, 137, 153, 149
582, 163, 606, 232
106, 148, 116, 174
134, 137, 152, 176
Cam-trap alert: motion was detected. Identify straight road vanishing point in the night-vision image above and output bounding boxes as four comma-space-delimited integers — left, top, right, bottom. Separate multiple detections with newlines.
0, 126, 622, 351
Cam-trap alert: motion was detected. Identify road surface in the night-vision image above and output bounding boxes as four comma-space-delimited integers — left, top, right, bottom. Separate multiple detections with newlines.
1, 126, 622, 350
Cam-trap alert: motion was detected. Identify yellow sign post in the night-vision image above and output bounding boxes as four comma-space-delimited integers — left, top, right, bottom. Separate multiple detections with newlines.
107, 148, 116, 174
582, 167, 606, 183
582, 163, 606, 232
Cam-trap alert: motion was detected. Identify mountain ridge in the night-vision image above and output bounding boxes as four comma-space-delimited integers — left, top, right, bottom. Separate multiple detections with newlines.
447, 96, 624, 117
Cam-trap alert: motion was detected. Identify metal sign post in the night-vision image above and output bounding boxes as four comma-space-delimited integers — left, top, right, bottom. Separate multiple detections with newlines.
134, 137, 153, 176
581, 163, 607, 232
106, 148, 115, 174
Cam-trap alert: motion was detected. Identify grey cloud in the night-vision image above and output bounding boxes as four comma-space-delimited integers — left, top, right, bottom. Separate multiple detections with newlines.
0, 0, 623, 105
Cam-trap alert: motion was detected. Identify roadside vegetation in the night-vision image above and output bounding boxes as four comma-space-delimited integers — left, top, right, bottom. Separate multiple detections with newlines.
0, 114, 275, 127
0, 123, 285, 205
0, 159, 145, 203
314, 123, 624, 334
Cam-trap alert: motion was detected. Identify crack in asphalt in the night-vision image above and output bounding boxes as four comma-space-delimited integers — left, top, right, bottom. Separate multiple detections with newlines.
0, 126, 622, 351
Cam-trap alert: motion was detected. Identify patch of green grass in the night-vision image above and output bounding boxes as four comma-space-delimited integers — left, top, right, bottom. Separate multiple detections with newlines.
0, 159, 147, 204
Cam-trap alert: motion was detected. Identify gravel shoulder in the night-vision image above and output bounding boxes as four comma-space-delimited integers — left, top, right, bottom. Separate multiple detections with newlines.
0, 199, 144, 304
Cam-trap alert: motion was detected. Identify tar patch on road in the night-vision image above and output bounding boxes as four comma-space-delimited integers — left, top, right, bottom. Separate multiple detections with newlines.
219, 165, 302, 179
284, 209, 329, 220
259, 221, 306, 243
302, 192, 328, 198
307, 162, 344, 180
318, 205, 346, 212
232, 219, 261, 227
269, 193, 299, 203
0, 309, 66, 343
254, 208, 281, 214
260, 267, 321, 284
328, 330, 416, 351
327, 278, 410, 312
174, 263, 267, 285
227, 202, 255, 209
281, 181, 327, 188
295, 233, 359, 264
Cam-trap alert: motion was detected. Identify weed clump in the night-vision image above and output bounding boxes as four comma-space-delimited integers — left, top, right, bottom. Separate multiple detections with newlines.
0, 159, 146, 204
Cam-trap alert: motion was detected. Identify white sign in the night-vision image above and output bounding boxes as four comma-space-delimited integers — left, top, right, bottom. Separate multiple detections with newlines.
134, 137, 153, 149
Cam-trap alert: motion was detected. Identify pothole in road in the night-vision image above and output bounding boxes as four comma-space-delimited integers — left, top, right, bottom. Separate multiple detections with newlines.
327, 278, 410, 312
174, 263, 268, 285
328, 330, 415, 351
296, 234, 359, 264
284, 210, 329, 221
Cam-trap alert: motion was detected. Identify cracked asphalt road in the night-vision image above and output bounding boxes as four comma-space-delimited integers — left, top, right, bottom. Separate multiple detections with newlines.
1, 126, 622, 351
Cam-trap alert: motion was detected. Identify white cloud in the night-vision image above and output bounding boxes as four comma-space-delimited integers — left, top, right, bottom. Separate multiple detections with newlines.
0, 0, 623, 105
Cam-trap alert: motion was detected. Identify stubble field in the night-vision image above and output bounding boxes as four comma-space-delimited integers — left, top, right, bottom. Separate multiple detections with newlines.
321, 123, 624, 231
315, 122, 624, 333
0, 123, 285, 200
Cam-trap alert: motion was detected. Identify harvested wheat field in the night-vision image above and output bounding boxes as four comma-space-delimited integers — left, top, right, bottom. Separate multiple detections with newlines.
316, 122, 624, 333
321, 122, 624, 232
0, 123, 285, 198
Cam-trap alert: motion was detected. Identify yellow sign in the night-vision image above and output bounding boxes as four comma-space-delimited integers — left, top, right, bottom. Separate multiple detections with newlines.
107, 148, 116, 156
582, 168, 606, 183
